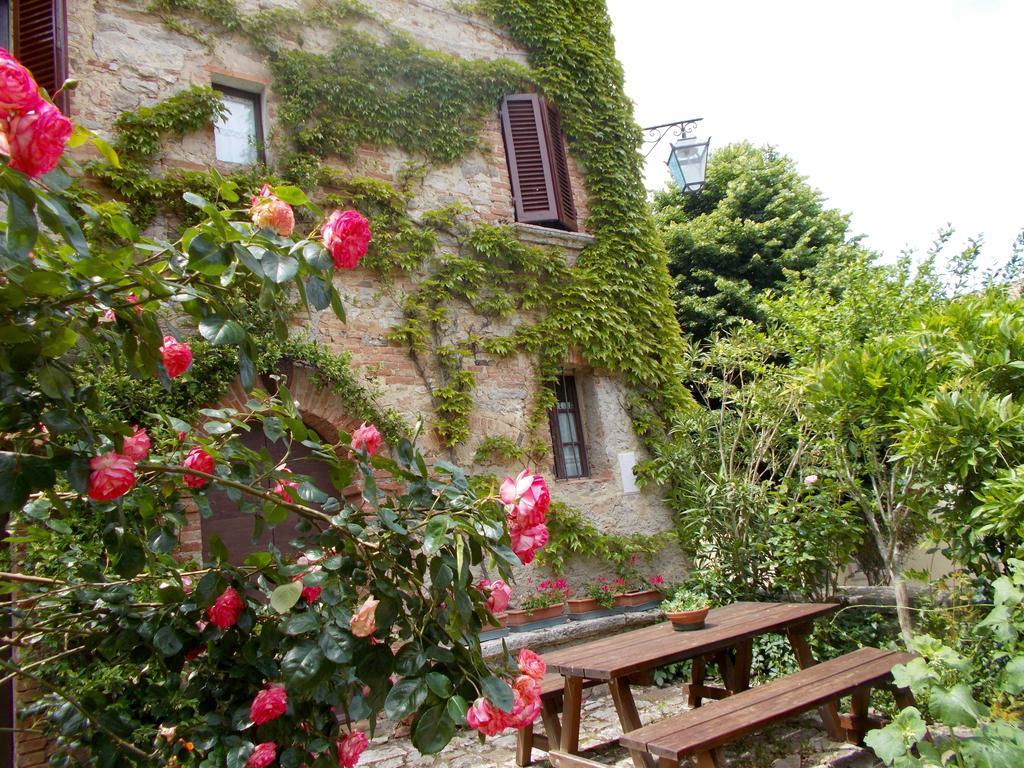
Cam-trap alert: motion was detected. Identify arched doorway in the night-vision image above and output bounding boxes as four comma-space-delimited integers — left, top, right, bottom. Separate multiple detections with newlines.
201, 424, 340, 566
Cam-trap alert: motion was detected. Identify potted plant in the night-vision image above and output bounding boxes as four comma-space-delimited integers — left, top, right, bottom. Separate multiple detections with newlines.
568, 578, 619, 620
505, 579, 568, 632
661, 589, 711, 631
617, 574, 667, 612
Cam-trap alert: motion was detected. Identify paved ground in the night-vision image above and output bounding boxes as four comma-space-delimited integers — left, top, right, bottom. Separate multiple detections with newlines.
358, 682, 883, 768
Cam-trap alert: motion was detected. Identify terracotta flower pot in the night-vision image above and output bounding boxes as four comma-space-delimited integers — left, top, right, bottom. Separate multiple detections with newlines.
615, 589, 665, 612
567, 597, 616, 621
665, 607, 710, 631
505, 603, 566, 631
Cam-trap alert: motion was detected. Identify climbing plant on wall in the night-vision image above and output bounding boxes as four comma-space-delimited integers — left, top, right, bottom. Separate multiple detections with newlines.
93, 0, 692, 456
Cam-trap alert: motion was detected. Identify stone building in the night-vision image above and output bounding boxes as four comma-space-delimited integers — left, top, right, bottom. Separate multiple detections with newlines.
5, 0, 688, 763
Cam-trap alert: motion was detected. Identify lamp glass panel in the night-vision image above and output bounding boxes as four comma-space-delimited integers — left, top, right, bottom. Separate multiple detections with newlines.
668, 138, 709, 190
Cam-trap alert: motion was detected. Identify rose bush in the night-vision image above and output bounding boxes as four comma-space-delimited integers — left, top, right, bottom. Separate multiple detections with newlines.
0, 52, 547, 767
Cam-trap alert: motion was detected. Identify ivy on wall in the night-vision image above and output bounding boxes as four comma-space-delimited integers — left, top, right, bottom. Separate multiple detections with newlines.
93, 0, 692, 462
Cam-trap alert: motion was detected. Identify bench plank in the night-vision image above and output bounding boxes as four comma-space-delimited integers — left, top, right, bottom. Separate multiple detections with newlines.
621, 648, 914, 761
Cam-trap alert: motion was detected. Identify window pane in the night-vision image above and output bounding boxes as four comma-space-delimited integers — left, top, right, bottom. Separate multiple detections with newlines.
558, 411, 579, 443
562, 444, 582, 478
215, 92, 260, 164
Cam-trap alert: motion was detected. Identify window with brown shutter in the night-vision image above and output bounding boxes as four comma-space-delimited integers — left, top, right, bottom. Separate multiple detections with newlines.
548, 375, 590, 480
500, 93, 577, 232
12, 0, 69, 113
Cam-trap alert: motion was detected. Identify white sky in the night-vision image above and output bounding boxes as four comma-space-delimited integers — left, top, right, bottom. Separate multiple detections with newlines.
607, 0, 1024, 267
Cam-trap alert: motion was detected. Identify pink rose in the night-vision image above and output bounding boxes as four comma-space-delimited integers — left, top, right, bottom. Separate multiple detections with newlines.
321, 209, 371, 269
350, 422, 382, 457
182, 447, 215, 489
350, 596, 379, 638
4, 100, 71, 179
250, 684, 288, 726
271, 465, 298, 501
517, 649, 546, 681
510, 523, 548, 565
478, 578, 511, 614
159, 336, 193, 379
208, 587, 244, 629
123, 426, 151, 461
0, 48, 41, 113
465, 697, 505, 737
246, 742, 277, 768
501, 470, 550, 529
250, 184, 295, 237
506, 674, 542, 730
87, 452, 136, 501
337, 731, 369, 768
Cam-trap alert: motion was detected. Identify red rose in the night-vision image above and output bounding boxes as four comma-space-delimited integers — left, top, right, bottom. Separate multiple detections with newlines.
246, 742, 277, 768
159, 335, 193, 378
301, 586, 322, 604
337, 731, 369, 768
321, 209, 371, 269
4, 99, 70, 179
250, 684, 288, 726
207, 587, 244, 629
87, 452, 136, 501
182, 447, 214, 489
0, 48, 41, 113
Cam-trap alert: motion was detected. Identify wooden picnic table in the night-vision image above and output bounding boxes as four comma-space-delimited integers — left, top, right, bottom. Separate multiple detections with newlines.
542, 601, 840, 768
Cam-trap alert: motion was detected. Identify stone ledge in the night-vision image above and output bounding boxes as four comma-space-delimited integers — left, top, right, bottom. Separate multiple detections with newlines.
513, 222, 596, 258
482, 608, 661, 660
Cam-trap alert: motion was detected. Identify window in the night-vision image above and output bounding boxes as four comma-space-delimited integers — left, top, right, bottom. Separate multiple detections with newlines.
11, 0, 68, 113
548, 374, 589, 479
212, 84, 265, 165
500, 93, 577, 232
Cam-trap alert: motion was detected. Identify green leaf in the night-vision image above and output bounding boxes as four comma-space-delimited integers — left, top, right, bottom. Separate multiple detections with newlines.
423, 515, 451, 555
153, 626, 183, 657
89, 132, 121, 168
411, 704, 455, 754
271, 581, 303, 614
302, 241, 332, 270
425, 672, 452, 698
280, 641, 324, 688
930, 683, 989, 727
271, 185, 309, 205
282, 611, 320, 636
6, 190, 37, 259
199, 316, 245, 346
481, 675, 513, 713
306, 275, 331, 310
36, 191, 89, 257
446, 694, 469, 725
1002, 656, 1024, 695
318, 625, 354, 664
960, 721, 1024, 768
864, 708, 926, 764
384, 678, 427, 722
261, 251, 299, 283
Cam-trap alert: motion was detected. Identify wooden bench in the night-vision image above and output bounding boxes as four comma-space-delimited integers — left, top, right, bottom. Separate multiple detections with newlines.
548, 647, 915, 768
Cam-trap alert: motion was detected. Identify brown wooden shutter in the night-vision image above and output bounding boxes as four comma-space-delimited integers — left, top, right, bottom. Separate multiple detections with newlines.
500, 93, 577, 232
13, 0, 69, 113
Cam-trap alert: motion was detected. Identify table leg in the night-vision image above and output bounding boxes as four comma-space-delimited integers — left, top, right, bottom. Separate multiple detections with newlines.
786, 624, 844, 740
541, 696, 563, 749
729, 639, 753, 693
688, 655, 706, 708
608, 677, 656, 768
560, 676, 583, 756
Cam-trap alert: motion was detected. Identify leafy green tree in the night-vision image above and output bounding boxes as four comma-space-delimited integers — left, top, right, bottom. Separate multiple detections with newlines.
653, 141, 859, 340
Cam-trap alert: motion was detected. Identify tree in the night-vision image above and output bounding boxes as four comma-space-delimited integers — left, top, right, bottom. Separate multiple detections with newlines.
0, 53, 550, 766
653, 142, 858, 340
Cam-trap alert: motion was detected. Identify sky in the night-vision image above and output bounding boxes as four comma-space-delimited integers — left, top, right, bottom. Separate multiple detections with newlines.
606, 0, 1023, 268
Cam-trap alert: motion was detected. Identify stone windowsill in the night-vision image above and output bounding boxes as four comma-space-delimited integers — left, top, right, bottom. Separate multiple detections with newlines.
513, 222, 596, 257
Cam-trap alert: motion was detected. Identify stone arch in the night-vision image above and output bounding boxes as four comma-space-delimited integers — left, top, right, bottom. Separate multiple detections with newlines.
177, 359, 397, 564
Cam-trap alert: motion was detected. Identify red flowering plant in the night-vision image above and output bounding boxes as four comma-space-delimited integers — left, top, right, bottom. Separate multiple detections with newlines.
0, 51, 547, 767
519, 578, 570, 613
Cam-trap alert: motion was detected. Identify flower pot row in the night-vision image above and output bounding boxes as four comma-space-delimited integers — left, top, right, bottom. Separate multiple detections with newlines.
484, 589, 665, 635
